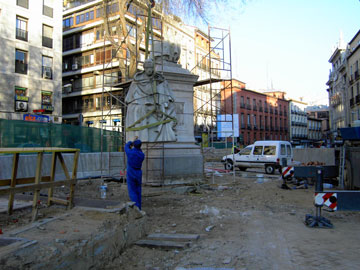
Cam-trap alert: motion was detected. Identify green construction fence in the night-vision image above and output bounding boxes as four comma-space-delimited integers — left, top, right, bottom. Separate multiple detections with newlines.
0, 119, 122, 152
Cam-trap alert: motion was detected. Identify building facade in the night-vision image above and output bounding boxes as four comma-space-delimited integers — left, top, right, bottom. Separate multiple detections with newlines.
0, 0, 63, 122
327, 30, 360, 142
62, 0, 212, 132
348, 30, 360, 126
221, 79, 289, 145
288, 100, 308, 145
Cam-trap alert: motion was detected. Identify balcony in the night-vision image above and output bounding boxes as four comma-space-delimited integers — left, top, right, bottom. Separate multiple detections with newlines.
15, 62, 28, 74
350, 98, 355, 107
356, 95, 360, 104
264, 107, 268, 113
42, 36, 53, 48
16, 28, 28, 41
253, 125, 258, 130
241, 124, 246, 129
260, 126, 264, 131
247, 124, 252, 130
246, 104, 251, 110
43, 5, 53, 18
240, 103, 245, 109
253, 105, 257, 111
259, 106, 263, 112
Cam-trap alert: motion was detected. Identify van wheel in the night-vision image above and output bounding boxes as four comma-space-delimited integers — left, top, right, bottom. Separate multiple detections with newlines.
265, 165, 275, 174
224, 160, 233, 170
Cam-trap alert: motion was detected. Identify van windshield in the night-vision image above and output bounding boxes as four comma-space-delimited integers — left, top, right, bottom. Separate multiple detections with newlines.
286, 145, 292, 156
263, 146, 276, 155
239, 146, 252, 155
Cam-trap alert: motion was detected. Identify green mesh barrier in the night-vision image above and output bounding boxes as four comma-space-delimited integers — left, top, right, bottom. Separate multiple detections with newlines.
0, 119, 123, 152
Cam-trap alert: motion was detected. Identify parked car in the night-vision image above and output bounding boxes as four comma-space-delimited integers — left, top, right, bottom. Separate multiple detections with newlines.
221, 140, 293, 174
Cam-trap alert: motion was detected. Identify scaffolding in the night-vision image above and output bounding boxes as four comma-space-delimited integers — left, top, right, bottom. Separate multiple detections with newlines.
192, 26, 234, 150
97, 0, 167, 184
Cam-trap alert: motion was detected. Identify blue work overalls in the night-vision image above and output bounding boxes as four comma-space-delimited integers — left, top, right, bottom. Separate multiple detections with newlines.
125, 141, 145, 210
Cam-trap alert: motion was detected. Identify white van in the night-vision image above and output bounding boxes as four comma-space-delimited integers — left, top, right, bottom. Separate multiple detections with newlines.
221, 140, 293, 174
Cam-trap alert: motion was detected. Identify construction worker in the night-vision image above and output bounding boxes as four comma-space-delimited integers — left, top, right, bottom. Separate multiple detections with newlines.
125, 137, 145, 210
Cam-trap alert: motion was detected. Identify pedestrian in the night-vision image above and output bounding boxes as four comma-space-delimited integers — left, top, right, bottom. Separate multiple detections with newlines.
125, 136, 145, 210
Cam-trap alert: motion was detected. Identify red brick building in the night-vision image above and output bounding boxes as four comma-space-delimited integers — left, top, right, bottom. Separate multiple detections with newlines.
221, 80, 289, 145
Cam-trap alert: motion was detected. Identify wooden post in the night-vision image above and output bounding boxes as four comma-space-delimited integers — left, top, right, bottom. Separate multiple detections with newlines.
32, 152, 44, 222
68, 150, 79, 209
8, 153, 19, 214
47, 152, 57, 206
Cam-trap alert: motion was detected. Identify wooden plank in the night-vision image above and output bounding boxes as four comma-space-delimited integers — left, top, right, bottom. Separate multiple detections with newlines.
32, 152, 43, 222
0, 176, 51, 186
57, 153, 70, 180
49, 197, 69, 206
0, 147, 79, 154
47, 152, 57, 206
146, 233, 200, 242
135, 239, 189, 249
8, 153, 19, 214
0, 179, 76, 195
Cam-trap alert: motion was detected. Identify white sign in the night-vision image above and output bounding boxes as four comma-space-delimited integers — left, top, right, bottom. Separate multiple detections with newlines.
217, 114, 239, 138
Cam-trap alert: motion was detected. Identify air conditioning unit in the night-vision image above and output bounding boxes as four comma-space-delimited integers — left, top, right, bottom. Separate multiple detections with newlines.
63, 84, 72, 93
72, 63, 78, 70
15, 101, 28, 112
43, 67, 52, 79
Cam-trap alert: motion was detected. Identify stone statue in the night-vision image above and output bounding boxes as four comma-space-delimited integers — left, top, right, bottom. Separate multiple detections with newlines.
153, 41, 181, 64
125, 58, 177, 142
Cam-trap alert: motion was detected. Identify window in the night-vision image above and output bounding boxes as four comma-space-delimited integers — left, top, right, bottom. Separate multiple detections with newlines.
239, 146, 252, 155
41, 91, 52, 112
263, 146, 276, 155
281, 144, 286, 155
253, 146, 263, 155
253, 115, 257, 126
76, 10, 95, 25
16, 16, 28, 41
42, 25, 53, 48
286, 145, 292, 156
247, 114, 251, 125
43, 0, 53, 18
15, 49, 28, 74
17, 0, 28, 9
63, 17, 74, 29
42, 56, 53, 79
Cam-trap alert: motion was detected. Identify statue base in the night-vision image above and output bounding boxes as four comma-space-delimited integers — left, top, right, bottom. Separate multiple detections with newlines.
141, 142, 204, 186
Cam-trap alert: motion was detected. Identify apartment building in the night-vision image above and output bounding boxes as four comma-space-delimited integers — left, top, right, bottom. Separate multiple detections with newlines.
348, 30, 360, 125
0, 0, 63, 123
62, 0, 210, 131
327, 30, 360, 142
307, 117, 322, 143
221, 80, 289, 145
326, 34, 348, 135
306, 105, 330, 143
288, 100, 308, 145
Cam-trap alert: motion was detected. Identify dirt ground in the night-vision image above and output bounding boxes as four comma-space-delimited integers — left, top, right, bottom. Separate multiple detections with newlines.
1, 162, 360, 270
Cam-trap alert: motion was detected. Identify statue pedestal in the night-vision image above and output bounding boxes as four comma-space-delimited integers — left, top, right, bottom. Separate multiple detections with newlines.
142, 142, 203, 185
141, 62, 202, 185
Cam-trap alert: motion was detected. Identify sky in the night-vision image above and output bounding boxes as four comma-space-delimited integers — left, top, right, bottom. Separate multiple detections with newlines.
202, 0, 360, 106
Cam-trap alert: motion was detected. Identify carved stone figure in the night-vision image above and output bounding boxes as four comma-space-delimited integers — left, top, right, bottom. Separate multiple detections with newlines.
153, 41, 181, 64
125, 59, 177, 142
